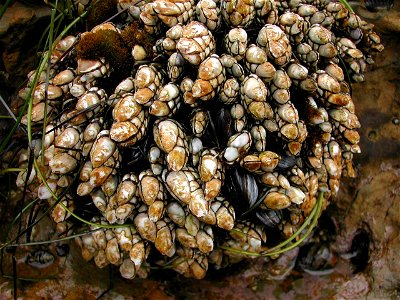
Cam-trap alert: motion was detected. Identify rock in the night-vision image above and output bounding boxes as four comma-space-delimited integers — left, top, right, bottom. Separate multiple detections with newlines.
0, 1, 51, 94
335, 274, 370, 299
342, 164, 400, 294
332, 27, 400, 296
354, 1, 400, 33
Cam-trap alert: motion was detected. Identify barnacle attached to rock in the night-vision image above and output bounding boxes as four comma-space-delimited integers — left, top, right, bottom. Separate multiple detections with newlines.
14, 0, 384, 281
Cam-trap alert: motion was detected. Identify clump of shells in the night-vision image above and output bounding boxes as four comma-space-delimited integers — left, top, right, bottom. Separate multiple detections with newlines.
14, 0, 383, 280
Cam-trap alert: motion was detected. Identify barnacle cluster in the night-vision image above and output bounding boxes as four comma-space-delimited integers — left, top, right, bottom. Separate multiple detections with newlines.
14, 0, 383, 280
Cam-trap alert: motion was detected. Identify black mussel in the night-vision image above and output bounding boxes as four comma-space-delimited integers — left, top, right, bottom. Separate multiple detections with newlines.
227, 168, 258, 213
276, 155, 297, 170
26, 250, 55, 269
211, 107, 233, 147
120, 136, 151, 171
297, 242, 337, 275
256, 210, 283, 229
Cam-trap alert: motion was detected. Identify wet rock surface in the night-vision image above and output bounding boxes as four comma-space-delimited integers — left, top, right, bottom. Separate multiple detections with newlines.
0, 1, 399, 299
0, 2, 51, 95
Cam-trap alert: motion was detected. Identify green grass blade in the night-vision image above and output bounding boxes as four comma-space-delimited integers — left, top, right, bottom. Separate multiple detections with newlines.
264, 191, 323, 254
339, 0, 354, 13
0, 95, 30, 153
264, 192, 323, 256
40, 7, 57, 165
2, 274, 57, 282
6, 229, 99, 247
220, 191, 324, 257
0, 0, 13, 20
0, 168, 24, 175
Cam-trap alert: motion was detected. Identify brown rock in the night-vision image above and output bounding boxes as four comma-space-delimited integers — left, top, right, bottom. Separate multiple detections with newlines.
0, 2, 50, 92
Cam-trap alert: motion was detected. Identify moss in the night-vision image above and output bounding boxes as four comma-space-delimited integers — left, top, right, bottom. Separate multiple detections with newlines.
86, 0, 118, 30
75, 21, 158, 84
75, 29, 133, 80
120, 21, 154, 60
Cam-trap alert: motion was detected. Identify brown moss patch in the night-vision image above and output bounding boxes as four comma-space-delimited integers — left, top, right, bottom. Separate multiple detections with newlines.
75, 29, 132, 80
120, 21, 154, 60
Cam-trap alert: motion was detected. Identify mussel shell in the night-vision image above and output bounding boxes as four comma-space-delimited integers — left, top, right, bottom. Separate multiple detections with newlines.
227, 168, 258, 210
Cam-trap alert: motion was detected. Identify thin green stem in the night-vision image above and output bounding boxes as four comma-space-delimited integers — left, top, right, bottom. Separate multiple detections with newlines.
339, 0, 354, 13
264, 192, 322, 254
0, 93, 30, 154
53, 10, 88, 46
218, 246, 262, 257
0, 94, 18, 123
220, 192, 324, 257
2, 274, 57, 282
1, 8, 87, 155
26, 63, 48, 151
1, 198, 40, 251
6, 229, 97, 247
0, 9, 104, 253
264, 193, 323, 256
8, 198, 40, 234
37, 13, 64, 53
153, 257, 191, 270
0, 168, 24, 175
40, 7, 57, 165
0, 0, 13, 19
